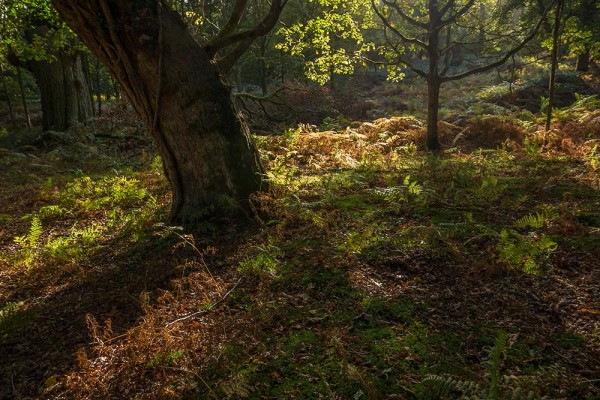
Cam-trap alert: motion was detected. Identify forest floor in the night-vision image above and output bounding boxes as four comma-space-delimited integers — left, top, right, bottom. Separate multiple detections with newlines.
1, 67, 600, 399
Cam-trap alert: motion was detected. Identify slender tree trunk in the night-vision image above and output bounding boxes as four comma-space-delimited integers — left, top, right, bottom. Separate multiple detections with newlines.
0, 64, 16, 127
426, 2, 442, 151
53, 0, 266, 222
27, 51, 93, 131
111, 77, 120, 100
546, 0, 564, 131
426, 77, 442, 151
509, 55, 516, 93
82, 53, 95, 117
16, 67, 32, 130
95, 58, 102, 116
280, 52, 286, 84
576, 47, 590, 72
259, 38, 268, 96
443, 25, 452, 70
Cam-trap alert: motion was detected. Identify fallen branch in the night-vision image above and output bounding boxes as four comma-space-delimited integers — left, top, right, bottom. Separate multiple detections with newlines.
165, 277, 243, 327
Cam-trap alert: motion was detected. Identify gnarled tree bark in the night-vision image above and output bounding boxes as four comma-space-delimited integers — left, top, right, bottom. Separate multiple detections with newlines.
27, 51, 93, 131
51, 0, 283, 222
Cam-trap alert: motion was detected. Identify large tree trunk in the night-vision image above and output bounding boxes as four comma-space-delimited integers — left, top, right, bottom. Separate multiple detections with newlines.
576, 47, 590, 72
52, 0, 265, 222
27, 51, 93, 131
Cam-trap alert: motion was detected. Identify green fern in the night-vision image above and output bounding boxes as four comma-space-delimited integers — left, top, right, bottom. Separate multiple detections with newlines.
16, 216, 42, 248
38, 205, 69, 219
417, 375, 457, 399
404, 175, 423, 195
417, 374, 487, 399
373, 175, 425, 205
496, 229, 557, 275
488, 331, 507, 399
416, 332, 540, 400
14, 216, 43, 269
523, 136, 541, 156
515, 210, 556, 229
373, 186, 406, 203
588, 145, 598, 170
220, 372, 251, 398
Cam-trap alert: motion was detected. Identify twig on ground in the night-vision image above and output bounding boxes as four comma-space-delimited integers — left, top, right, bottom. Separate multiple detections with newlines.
165, 277, 243, 327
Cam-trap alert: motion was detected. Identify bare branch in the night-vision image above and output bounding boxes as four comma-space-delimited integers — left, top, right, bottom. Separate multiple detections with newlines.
440, 0, 476, 27
213, 0, 248, 44
206, 0, 286, 58
442, 13, 545, 82
439, 0, 456, 17
372, 0, 428, 49
382, 0, 429, 29
215, 38, 254, 73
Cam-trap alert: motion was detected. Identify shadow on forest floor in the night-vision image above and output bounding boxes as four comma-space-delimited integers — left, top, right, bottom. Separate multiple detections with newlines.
1, 98, 600, 399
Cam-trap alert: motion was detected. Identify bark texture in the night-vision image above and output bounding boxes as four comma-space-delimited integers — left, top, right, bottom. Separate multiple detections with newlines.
28, 51, 93, 131
576, 48, 590, 72
52, 0, 265, 222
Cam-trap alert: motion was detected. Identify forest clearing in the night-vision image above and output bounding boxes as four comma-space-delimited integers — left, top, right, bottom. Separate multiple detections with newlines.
1, 0, 600, 399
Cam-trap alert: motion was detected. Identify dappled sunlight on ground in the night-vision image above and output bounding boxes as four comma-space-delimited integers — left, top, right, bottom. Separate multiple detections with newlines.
1, 81, 599, 398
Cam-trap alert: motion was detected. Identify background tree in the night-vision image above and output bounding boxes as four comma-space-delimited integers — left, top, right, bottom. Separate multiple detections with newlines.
567, 0, 599, 72
51, 0, 287, 223
1, 0, 93, 131
372, 0, 550, 151
0, 59, 16, 126
546, 0, 565, 130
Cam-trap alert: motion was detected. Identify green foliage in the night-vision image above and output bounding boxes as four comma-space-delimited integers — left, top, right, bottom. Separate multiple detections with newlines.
238, 243, 282, 276
496, 229, 557, 275
0, 0, 80, 63
5, 172, 163, 269
276, 0, 375, 84
417, 375, 486, 400
488, 331, 507, 399
404, 175, 423, 196
13, 216, 42, 269
0, 301, 35, 338
220, 372, 252, 399
553, 94, 600, 122
568, 94, 599, 112
514, 209, 556, 229
477, 176, 508, 201
588, 145, 599, 170
147, 350, 185, 370
58, 175, 150, 212
38, 205, 70, 219
403, 142, 418, 156
523, 136, 541, 156
320, 116, 352, 131
416, 331, 543, 400
338, 223, 383, 255
373, 175, 427, 206
44, 236, 75, 263
478, 83, 512, 100
558, 2, 600, 60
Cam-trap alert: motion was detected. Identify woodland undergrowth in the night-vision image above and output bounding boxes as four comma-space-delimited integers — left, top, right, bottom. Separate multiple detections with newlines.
0, 76, 599, 399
